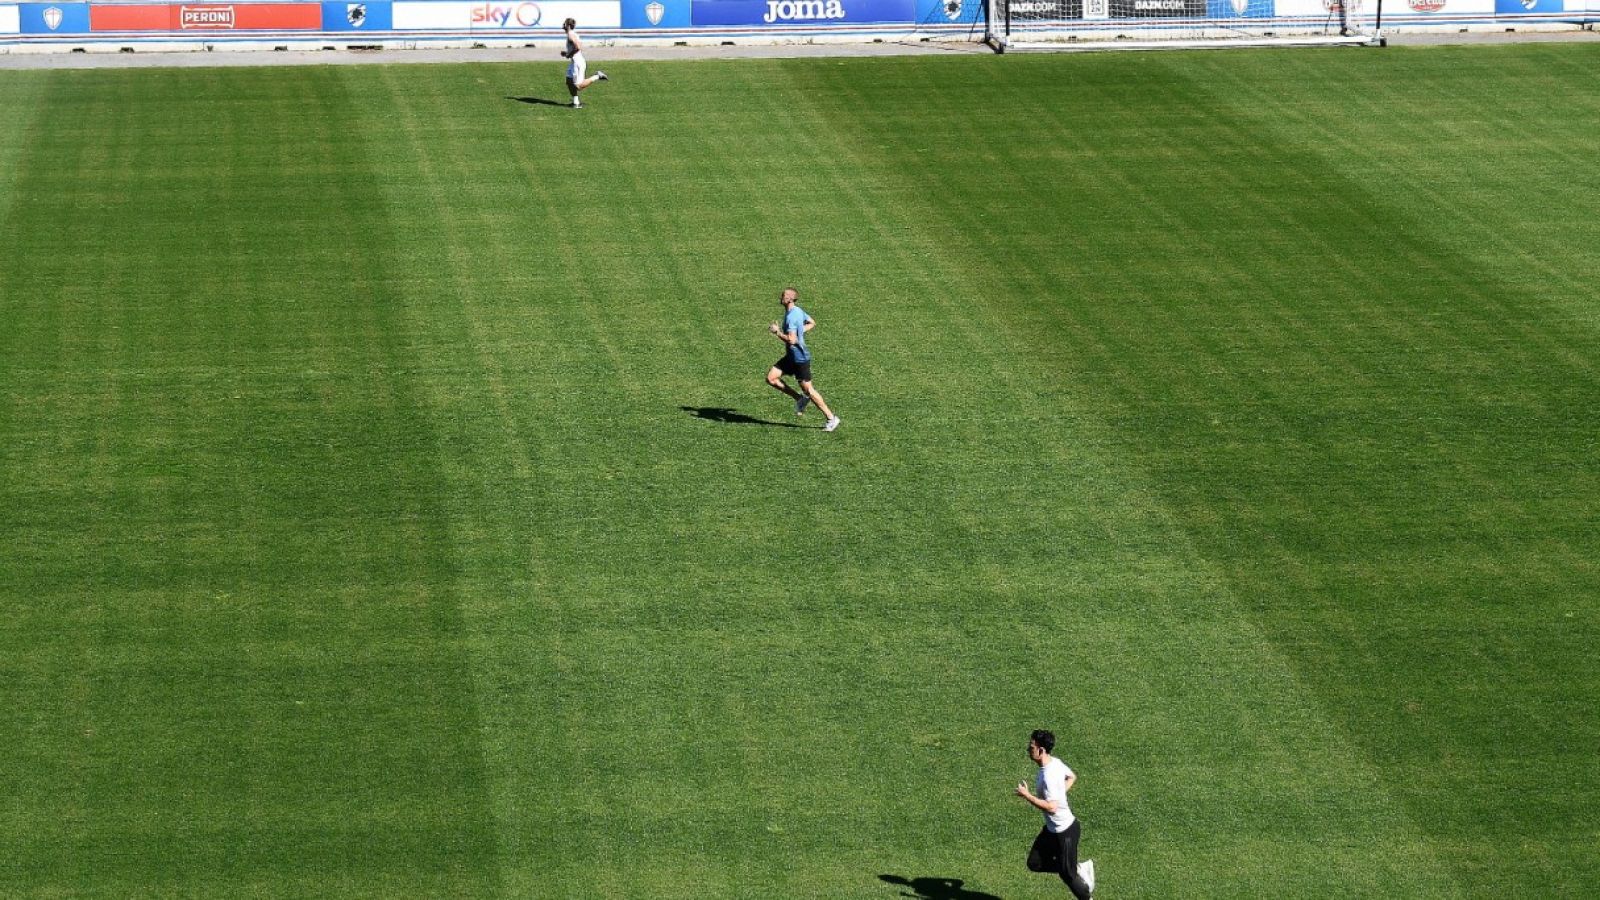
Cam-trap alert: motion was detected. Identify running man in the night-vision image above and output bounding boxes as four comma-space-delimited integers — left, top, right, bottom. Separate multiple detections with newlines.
1016, 730, 1095, 899
766, 287, 840, 432
561, 18, 608, 109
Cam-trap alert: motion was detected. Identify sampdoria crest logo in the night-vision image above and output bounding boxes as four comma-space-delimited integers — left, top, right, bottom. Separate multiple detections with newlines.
347, 3, 367, 26
943, 0, 962, 19
1229, 0, 1247, 13
43, 6, 64, 29
1519, 0, 1536, 7
645, 0, 665, 23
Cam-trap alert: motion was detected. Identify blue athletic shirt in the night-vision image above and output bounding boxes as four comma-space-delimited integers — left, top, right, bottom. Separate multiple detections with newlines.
784, 305, 811, 364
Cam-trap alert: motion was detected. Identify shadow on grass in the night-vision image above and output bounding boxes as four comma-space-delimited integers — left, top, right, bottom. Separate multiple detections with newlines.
505, 96, 570, 108
878, 874, 1002, 900
680, 406, 802, 428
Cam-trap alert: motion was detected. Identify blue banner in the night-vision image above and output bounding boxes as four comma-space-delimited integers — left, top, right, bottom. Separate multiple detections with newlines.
915, 0, 981, 24
692, 0, 915, 26
1494, 0, 1562, 11
321, 1, 393, 30
1206, 0, 1272, 15
20, 2, 91, 34
623, 0, 692, 25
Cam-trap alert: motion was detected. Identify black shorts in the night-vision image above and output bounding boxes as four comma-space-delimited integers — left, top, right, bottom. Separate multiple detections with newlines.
1026, 821, 1089, 899
774, 355, 813, 383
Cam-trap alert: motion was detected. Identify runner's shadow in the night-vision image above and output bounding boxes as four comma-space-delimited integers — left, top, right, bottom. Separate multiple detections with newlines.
879, 874, 1003, 900
681, 406, 802, 428
506, 96, 569, 107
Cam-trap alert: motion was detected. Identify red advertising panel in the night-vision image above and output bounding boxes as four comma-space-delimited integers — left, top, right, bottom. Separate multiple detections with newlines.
216, 4, 322, 28
90, 3, 322, 31
90, 4, 172, 29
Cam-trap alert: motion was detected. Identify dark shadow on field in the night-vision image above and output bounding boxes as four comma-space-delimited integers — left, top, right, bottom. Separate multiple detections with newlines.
505, 95, 569, 108
878, 874, 1003, 900
680, 406, 802, 428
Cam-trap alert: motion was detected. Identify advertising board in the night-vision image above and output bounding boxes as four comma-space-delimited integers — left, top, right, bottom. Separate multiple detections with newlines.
1272, 0, 1363, 14
621, 0, 690, 25
1407, 0, 1493, 12
391, 1, 620, 29
1493, 0, 1562, 11
1004, 0, 1081, 18
88, 3, 322, 30
915, 0, 981, 24
21, 2, 92, 32
1007, 0, 1212, 17
1122, 0, 1206, 16
690, 0, 915, 26
321, 1, 393, 28
1206, 0, 1271, 16
89, 3, 165, 27
0, 5, 20, 32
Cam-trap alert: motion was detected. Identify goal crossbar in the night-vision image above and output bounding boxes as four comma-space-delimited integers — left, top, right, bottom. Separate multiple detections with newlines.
987, 0, 1384, 51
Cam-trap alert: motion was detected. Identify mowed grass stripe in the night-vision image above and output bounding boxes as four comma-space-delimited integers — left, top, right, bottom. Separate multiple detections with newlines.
361, 62, 589, 898
0, 73, 46, 231
805, 48, 1599, 895
1104, 50, 1600, 886
1169, 47, 1600, 893
775, 55, 1469, 896
355, 62, 850, 897
0, 69, 499, 895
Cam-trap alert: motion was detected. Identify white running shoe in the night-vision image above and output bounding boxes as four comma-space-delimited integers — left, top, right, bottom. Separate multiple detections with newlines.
1080, 859, 1095, 894
795, 395, 810, 416
571, 99, 581, 109
596, 71, 609, 81
824, 416, 841, 432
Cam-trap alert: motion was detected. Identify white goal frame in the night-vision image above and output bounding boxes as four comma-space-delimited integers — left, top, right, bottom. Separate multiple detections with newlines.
986, 0, 1385, 51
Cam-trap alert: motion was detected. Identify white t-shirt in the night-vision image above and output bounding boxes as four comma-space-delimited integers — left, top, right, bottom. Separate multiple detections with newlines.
1036, 757, 1076, 833
565, 34, 585, 80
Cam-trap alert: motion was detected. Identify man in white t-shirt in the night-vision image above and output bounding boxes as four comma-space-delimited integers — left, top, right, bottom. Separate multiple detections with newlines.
560, 18, 608, 110
1015, 729, 1095, 899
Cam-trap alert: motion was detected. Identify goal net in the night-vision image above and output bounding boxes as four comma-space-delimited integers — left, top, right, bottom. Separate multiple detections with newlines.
987, 0, 1382, 50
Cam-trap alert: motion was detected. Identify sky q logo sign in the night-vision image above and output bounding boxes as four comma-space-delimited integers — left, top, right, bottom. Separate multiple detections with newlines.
43, 6, 63, 29
471, 2, 544, 26
181, 5, 238, 28
762, 0, 845, 21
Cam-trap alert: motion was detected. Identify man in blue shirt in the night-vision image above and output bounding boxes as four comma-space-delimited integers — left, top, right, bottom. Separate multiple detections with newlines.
766, 287, 840, 432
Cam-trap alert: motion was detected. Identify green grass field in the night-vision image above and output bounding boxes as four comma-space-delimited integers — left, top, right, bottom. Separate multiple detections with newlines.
2, 43, 1598, 898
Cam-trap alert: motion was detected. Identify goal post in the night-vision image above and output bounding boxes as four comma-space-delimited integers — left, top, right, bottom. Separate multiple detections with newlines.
985, 0, 1384, 51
